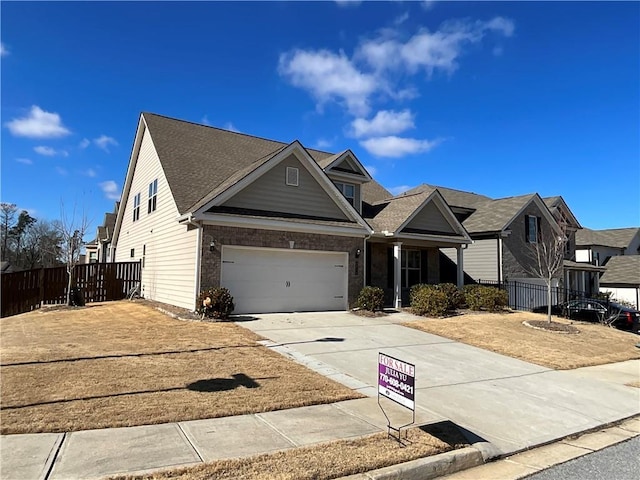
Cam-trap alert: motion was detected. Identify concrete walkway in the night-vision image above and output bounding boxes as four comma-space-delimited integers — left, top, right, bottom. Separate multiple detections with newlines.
2, 310, 638, 479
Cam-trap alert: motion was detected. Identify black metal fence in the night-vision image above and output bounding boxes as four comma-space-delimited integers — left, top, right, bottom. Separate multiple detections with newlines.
477, 280, 597, 312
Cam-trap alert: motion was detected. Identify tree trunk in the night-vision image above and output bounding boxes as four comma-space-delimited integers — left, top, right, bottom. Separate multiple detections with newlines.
66, 265, 73, 306
547, 279, 552, 323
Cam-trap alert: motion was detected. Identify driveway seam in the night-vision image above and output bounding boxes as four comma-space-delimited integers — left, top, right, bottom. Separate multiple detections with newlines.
175, 422, 204, 464
253, 413, 300, 448
42, 432, 66, 480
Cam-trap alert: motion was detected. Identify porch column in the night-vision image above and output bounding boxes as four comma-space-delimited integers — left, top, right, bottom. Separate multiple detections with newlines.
456, 246, 464, 289
580, 271, 586, 294
593, 270, 599, 292
393, 242, 402, 309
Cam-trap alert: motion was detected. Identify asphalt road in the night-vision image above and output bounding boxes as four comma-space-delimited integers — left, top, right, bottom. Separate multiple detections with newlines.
523, 437, 640, 480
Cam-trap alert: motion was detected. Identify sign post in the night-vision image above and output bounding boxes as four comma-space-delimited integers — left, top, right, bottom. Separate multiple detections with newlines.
378, 352, 415, 442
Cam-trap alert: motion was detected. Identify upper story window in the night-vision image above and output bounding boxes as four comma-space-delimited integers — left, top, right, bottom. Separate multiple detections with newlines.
334, 182, 355, 207
148, 179, 158, 213
286, 167, 299, 186
132, 193, 141, 222
526, 215, 540, 244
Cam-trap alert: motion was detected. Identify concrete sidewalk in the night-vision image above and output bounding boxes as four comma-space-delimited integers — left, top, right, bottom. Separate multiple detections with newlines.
2, 311, 638, 479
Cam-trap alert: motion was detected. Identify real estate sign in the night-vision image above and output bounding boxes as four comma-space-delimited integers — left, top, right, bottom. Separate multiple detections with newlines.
378, 352, 415, 410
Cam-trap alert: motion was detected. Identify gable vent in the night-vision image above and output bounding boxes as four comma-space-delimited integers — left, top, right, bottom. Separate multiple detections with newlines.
286, 167, 299, 187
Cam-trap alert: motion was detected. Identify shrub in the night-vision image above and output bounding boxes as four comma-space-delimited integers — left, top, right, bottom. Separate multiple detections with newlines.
196, 287, 235, 320
356, 286, 384, 312
463, 285, 507, 312
435, 283, 465, 310
410, 285, 449, 317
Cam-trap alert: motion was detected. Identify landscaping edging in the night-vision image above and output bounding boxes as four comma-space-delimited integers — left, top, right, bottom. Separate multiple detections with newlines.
523, 320, 580, 334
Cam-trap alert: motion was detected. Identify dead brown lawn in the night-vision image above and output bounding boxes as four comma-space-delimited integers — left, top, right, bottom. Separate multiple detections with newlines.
404, 311, 640, 370
113, 423, 468, 480
0, 302, 362, 434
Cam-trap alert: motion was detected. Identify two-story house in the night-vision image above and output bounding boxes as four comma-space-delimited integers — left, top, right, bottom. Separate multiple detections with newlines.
111, 113, 471, 313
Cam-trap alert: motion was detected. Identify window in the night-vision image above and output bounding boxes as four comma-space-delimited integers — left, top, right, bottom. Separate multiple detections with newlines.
132, 193, 141, 222
335, 182, 356, 207
526, 215, 540, 244
130, 248, 135, 258
286, 167, 299, 186
148, 179, 158, 213
402, 250, 421, 288
89, 252, 97, 263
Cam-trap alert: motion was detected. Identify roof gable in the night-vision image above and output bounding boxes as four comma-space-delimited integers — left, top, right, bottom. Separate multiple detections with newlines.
543, 196, 581, 229
141, 113, 334, 215
322, 150, 372, 182
194, 141, 371, 231
368, 189, 471, 242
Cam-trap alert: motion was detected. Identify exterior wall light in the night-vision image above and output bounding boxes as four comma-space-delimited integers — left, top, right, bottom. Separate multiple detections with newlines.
209, 241, 216, 252
355, 248, 361, 258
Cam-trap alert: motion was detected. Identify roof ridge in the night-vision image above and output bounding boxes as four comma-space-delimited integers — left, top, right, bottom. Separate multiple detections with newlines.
141, 111, 335, 157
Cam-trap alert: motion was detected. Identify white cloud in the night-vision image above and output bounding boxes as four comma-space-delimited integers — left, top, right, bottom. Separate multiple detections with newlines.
223, 122, 240, 133
421, 1, 437, 11
5, 106, 71, 138
334, 0, 361, 7
279, 49, 379, 116
350, 109, 415, 138
358, 17, 515, 76
94, 135, 118, 152
79, 138, 90, 149
388, 185, 414, 196
360, 136, 441, 158
16, 158, 33, 165
394, 12, 409, 26
364, 164, 378, 177
83, 168, 97, 177
55, 166, 68, 176
0, 42, 8, 57
99, 180, 121, 201
201, 115, 211, 126
314, 138, 333, 150
35, 146, 56, 156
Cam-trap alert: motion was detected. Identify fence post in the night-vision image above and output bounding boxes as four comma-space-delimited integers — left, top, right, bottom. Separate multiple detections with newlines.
38, 268, 45, 308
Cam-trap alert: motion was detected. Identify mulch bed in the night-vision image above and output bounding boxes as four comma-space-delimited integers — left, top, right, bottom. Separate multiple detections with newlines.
524, 320, 580, 334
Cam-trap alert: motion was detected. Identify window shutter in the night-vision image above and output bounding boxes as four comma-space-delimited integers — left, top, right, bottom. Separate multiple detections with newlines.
525, 216, 530, 242
537, 216, 542, 242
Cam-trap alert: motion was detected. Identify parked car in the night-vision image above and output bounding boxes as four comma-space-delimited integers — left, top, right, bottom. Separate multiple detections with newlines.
606, 302, 640, 334
562, 299, 608, 322
532, 304, 564, 316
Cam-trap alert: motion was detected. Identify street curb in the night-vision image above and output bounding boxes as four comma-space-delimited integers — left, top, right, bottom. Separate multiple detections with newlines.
341, 446, 485, 480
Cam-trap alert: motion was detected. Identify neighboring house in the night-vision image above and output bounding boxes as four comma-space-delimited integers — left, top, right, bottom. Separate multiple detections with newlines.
575, 227, 640, 266
599, 255, 640, 309
111, 113, 471, 313
414, 186, 602, 302
86, 204, 118, 264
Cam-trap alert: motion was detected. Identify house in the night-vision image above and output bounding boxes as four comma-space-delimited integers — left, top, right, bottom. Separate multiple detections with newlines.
404, 186, 603, 304
110, 113, 471, 313
85, 204, 118, 263
598, 255, 640, 309
575, 227, 640, 266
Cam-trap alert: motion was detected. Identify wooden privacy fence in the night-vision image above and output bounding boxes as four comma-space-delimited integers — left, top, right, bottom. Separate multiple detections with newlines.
1, 261, 141, 318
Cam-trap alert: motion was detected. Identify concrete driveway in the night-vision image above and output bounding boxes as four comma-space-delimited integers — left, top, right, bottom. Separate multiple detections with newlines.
239, 311, 640, 456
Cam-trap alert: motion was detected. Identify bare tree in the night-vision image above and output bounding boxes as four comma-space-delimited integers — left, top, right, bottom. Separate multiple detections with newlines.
56, 202, 91, 305
22, 220, 63, 269
525, 221, 567, 323
0, 203, 17, 261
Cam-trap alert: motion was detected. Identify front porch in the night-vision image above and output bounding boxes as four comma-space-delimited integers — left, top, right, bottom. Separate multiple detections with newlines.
366, 239, 466, 308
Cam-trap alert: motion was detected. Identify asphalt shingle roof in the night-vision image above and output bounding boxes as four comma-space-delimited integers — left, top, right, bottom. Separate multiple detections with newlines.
367, 191, 432, 233
142, 113, 334, 214
575, 227, 640, 249
600, 255, 640, 285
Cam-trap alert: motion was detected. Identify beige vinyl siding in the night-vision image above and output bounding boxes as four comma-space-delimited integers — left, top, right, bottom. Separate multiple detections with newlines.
404, 201, 455, 234
222, 154, 349, 220
442, 239, 499, 281
115, 128, 198, 310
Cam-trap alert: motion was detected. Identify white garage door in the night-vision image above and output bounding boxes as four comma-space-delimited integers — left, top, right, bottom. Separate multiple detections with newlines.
220, 246, 348, 314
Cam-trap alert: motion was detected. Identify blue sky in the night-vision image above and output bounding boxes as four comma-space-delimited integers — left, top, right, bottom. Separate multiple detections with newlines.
2, 1, 638, 232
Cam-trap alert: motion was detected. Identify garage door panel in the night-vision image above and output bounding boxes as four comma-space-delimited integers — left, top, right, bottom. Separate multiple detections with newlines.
220, 246, 348, 314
